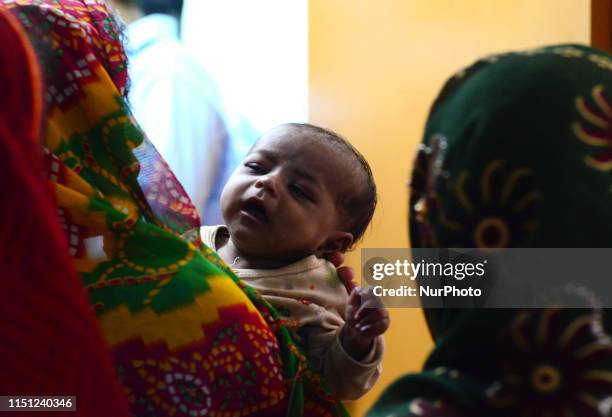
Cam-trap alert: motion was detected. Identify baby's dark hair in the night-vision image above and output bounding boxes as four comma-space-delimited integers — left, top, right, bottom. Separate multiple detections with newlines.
285, 123, 377, 246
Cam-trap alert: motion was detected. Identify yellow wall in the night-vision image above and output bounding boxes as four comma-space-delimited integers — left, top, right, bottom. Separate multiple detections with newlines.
308, 1, 590, 416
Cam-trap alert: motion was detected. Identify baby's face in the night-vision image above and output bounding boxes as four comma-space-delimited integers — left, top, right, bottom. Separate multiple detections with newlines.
220, 126, 352, 262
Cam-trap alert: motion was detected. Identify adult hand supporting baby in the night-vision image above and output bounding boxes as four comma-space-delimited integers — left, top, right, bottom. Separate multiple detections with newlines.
342, 287, 390, 360
325, 251, 358, 293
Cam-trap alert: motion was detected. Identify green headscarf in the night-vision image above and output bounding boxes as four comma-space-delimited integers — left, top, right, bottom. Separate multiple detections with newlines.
368, 45, 612, 417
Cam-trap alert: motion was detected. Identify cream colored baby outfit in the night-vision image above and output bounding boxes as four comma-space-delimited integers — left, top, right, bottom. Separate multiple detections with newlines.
201, 225, 383, 400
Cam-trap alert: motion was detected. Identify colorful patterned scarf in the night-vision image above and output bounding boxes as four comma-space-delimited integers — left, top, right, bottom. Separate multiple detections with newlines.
0, 6, 131, 415
368, 45, 612, 417
2, 1, 349, 415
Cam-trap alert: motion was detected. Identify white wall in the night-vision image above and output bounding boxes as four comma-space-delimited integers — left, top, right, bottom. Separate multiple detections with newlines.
181, 0, 308, 133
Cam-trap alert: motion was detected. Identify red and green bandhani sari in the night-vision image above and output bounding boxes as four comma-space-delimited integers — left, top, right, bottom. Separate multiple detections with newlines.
2, 1, 349, 416
0, 6, 130, 416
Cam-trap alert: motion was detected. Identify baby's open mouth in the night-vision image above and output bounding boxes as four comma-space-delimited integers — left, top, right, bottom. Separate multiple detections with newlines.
242, 199, 268, 223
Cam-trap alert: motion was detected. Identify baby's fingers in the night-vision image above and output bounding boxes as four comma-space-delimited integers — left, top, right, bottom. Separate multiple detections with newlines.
354, 287, 385, 321
356, 308, 389, 328
357, 319, 390, 338
345, 287, 362, 323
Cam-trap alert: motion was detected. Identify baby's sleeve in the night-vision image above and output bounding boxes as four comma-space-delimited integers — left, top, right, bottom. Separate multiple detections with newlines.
300, 317, 384, 401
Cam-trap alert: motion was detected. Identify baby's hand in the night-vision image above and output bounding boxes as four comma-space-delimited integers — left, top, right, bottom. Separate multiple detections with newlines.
342, 286, 390, 360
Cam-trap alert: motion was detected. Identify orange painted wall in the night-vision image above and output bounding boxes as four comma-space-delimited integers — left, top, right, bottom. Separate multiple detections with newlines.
308, 1, 590, 416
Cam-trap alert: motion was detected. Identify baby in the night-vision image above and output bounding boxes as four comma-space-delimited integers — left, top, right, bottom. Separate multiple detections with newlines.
201, 123, 388, 400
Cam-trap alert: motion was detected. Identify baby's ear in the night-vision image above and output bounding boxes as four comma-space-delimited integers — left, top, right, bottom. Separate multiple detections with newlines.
317, 231, 354, 257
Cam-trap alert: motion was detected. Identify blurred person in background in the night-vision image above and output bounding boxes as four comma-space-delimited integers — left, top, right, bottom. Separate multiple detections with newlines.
367, 44, 612, 417
108, 0, 238, 224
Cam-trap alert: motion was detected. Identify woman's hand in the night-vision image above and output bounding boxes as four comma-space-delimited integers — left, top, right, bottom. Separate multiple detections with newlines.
324, 251, 358, 293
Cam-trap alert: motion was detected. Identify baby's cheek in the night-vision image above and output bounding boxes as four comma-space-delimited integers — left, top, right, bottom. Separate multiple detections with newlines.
219, 188, 239, 220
